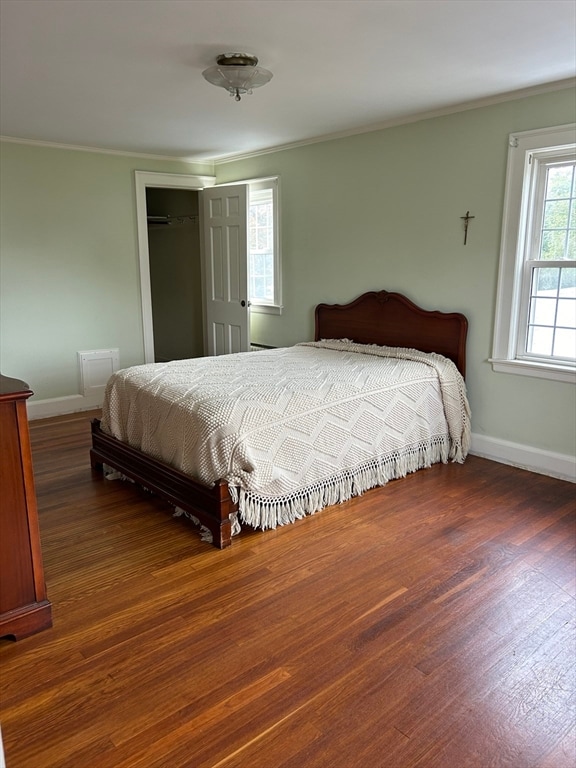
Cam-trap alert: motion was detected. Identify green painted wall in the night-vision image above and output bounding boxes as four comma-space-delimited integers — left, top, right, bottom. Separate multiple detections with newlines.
1, 88, 574, 458
0, 142, 211, 399
215, 88, 576, 457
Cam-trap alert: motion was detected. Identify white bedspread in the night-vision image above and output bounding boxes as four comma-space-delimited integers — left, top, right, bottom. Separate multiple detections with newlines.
101, 341, 471, 530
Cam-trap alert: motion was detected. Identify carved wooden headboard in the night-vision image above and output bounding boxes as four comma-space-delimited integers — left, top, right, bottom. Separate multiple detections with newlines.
315, 290, 468, 377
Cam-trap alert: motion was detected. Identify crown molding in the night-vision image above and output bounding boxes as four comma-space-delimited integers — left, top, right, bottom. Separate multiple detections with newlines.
1, 78, 574, 166
212, 78, 576, 164
0, 135, 214, 168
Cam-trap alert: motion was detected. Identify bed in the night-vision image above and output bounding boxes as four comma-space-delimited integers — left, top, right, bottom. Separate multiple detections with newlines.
90, 290, 469, 548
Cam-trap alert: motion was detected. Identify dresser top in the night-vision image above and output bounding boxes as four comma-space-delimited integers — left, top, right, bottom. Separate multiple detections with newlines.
0, 374, 32, 397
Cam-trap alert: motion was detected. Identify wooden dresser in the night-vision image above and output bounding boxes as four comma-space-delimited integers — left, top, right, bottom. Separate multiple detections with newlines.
0, 375, 52, 640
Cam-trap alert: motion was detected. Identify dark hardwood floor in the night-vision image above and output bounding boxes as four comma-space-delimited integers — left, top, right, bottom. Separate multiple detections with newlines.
0, 410, 574, 768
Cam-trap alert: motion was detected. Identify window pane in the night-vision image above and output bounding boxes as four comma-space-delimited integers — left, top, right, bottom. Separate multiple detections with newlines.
553, 328, 576, 359
534, 267, 559, 293
546, 165, 573, 199
556, 298, 576, 327
530, 297, 556, 326
560, 267, 576, 291
543, 199, 570, 230
541, 230, 568, 260
253, 276, 266, 299
568, 230, 576, 259
527, 325, 554, 356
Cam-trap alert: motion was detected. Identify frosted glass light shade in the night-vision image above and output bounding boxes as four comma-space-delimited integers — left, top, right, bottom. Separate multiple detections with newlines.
202, 53, 273, 101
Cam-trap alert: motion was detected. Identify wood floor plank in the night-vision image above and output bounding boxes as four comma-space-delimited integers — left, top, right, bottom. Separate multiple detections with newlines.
0, 410, 574, 767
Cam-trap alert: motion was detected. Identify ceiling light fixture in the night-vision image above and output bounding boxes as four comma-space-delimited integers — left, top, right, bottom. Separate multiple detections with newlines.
202, 53, 273, 102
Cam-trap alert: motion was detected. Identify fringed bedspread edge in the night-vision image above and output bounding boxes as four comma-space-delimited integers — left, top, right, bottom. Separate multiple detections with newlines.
231, 434, 456, 531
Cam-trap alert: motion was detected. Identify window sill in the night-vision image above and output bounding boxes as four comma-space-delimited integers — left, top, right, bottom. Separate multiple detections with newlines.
490, 358, 576, 384
250, 304, 283, 316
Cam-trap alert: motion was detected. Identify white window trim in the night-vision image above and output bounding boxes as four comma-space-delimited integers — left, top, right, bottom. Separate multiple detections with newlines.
491, 124, 576, 384
248, 177, 282, 315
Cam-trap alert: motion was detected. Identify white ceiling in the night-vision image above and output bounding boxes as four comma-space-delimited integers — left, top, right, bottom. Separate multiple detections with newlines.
1, 0, 574, 162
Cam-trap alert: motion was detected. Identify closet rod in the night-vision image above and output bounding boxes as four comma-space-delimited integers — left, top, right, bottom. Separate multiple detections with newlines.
147, 213, 198, 225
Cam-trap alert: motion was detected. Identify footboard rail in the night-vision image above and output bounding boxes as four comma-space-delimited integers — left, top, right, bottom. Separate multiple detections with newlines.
90, 419, 235, 548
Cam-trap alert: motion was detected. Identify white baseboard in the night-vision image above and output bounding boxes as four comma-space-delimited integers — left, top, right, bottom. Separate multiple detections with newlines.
471, 432, 576, 483
27, 392, 103, 420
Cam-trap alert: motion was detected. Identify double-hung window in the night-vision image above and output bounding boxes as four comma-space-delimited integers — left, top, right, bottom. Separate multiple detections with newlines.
248, 177, 282, 314
492, 125, 576, 383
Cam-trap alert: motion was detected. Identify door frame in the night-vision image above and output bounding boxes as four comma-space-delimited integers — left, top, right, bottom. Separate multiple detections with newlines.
135, 171, 216, 363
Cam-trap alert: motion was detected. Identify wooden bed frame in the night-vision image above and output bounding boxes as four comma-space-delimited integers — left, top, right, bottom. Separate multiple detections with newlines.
90, 290, 468, 548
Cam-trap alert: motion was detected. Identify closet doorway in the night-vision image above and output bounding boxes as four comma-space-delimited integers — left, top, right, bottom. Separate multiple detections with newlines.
146, 187, 202, 362
135, 171, 257, 363
135, 171, 216, 363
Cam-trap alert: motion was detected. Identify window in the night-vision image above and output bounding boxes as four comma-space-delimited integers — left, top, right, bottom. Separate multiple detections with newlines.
248, 178, 282, 314
492, 125, 576, 383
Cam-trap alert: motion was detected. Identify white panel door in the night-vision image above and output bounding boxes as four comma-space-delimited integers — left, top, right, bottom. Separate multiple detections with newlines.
202, 185, 250, 355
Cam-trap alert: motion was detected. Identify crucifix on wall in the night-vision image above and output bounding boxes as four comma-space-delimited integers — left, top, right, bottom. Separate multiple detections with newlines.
460, 210, 475, 245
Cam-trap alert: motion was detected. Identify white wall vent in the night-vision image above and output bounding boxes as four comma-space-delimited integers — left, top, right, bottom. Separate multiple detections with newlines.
78, 349, 120, 397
